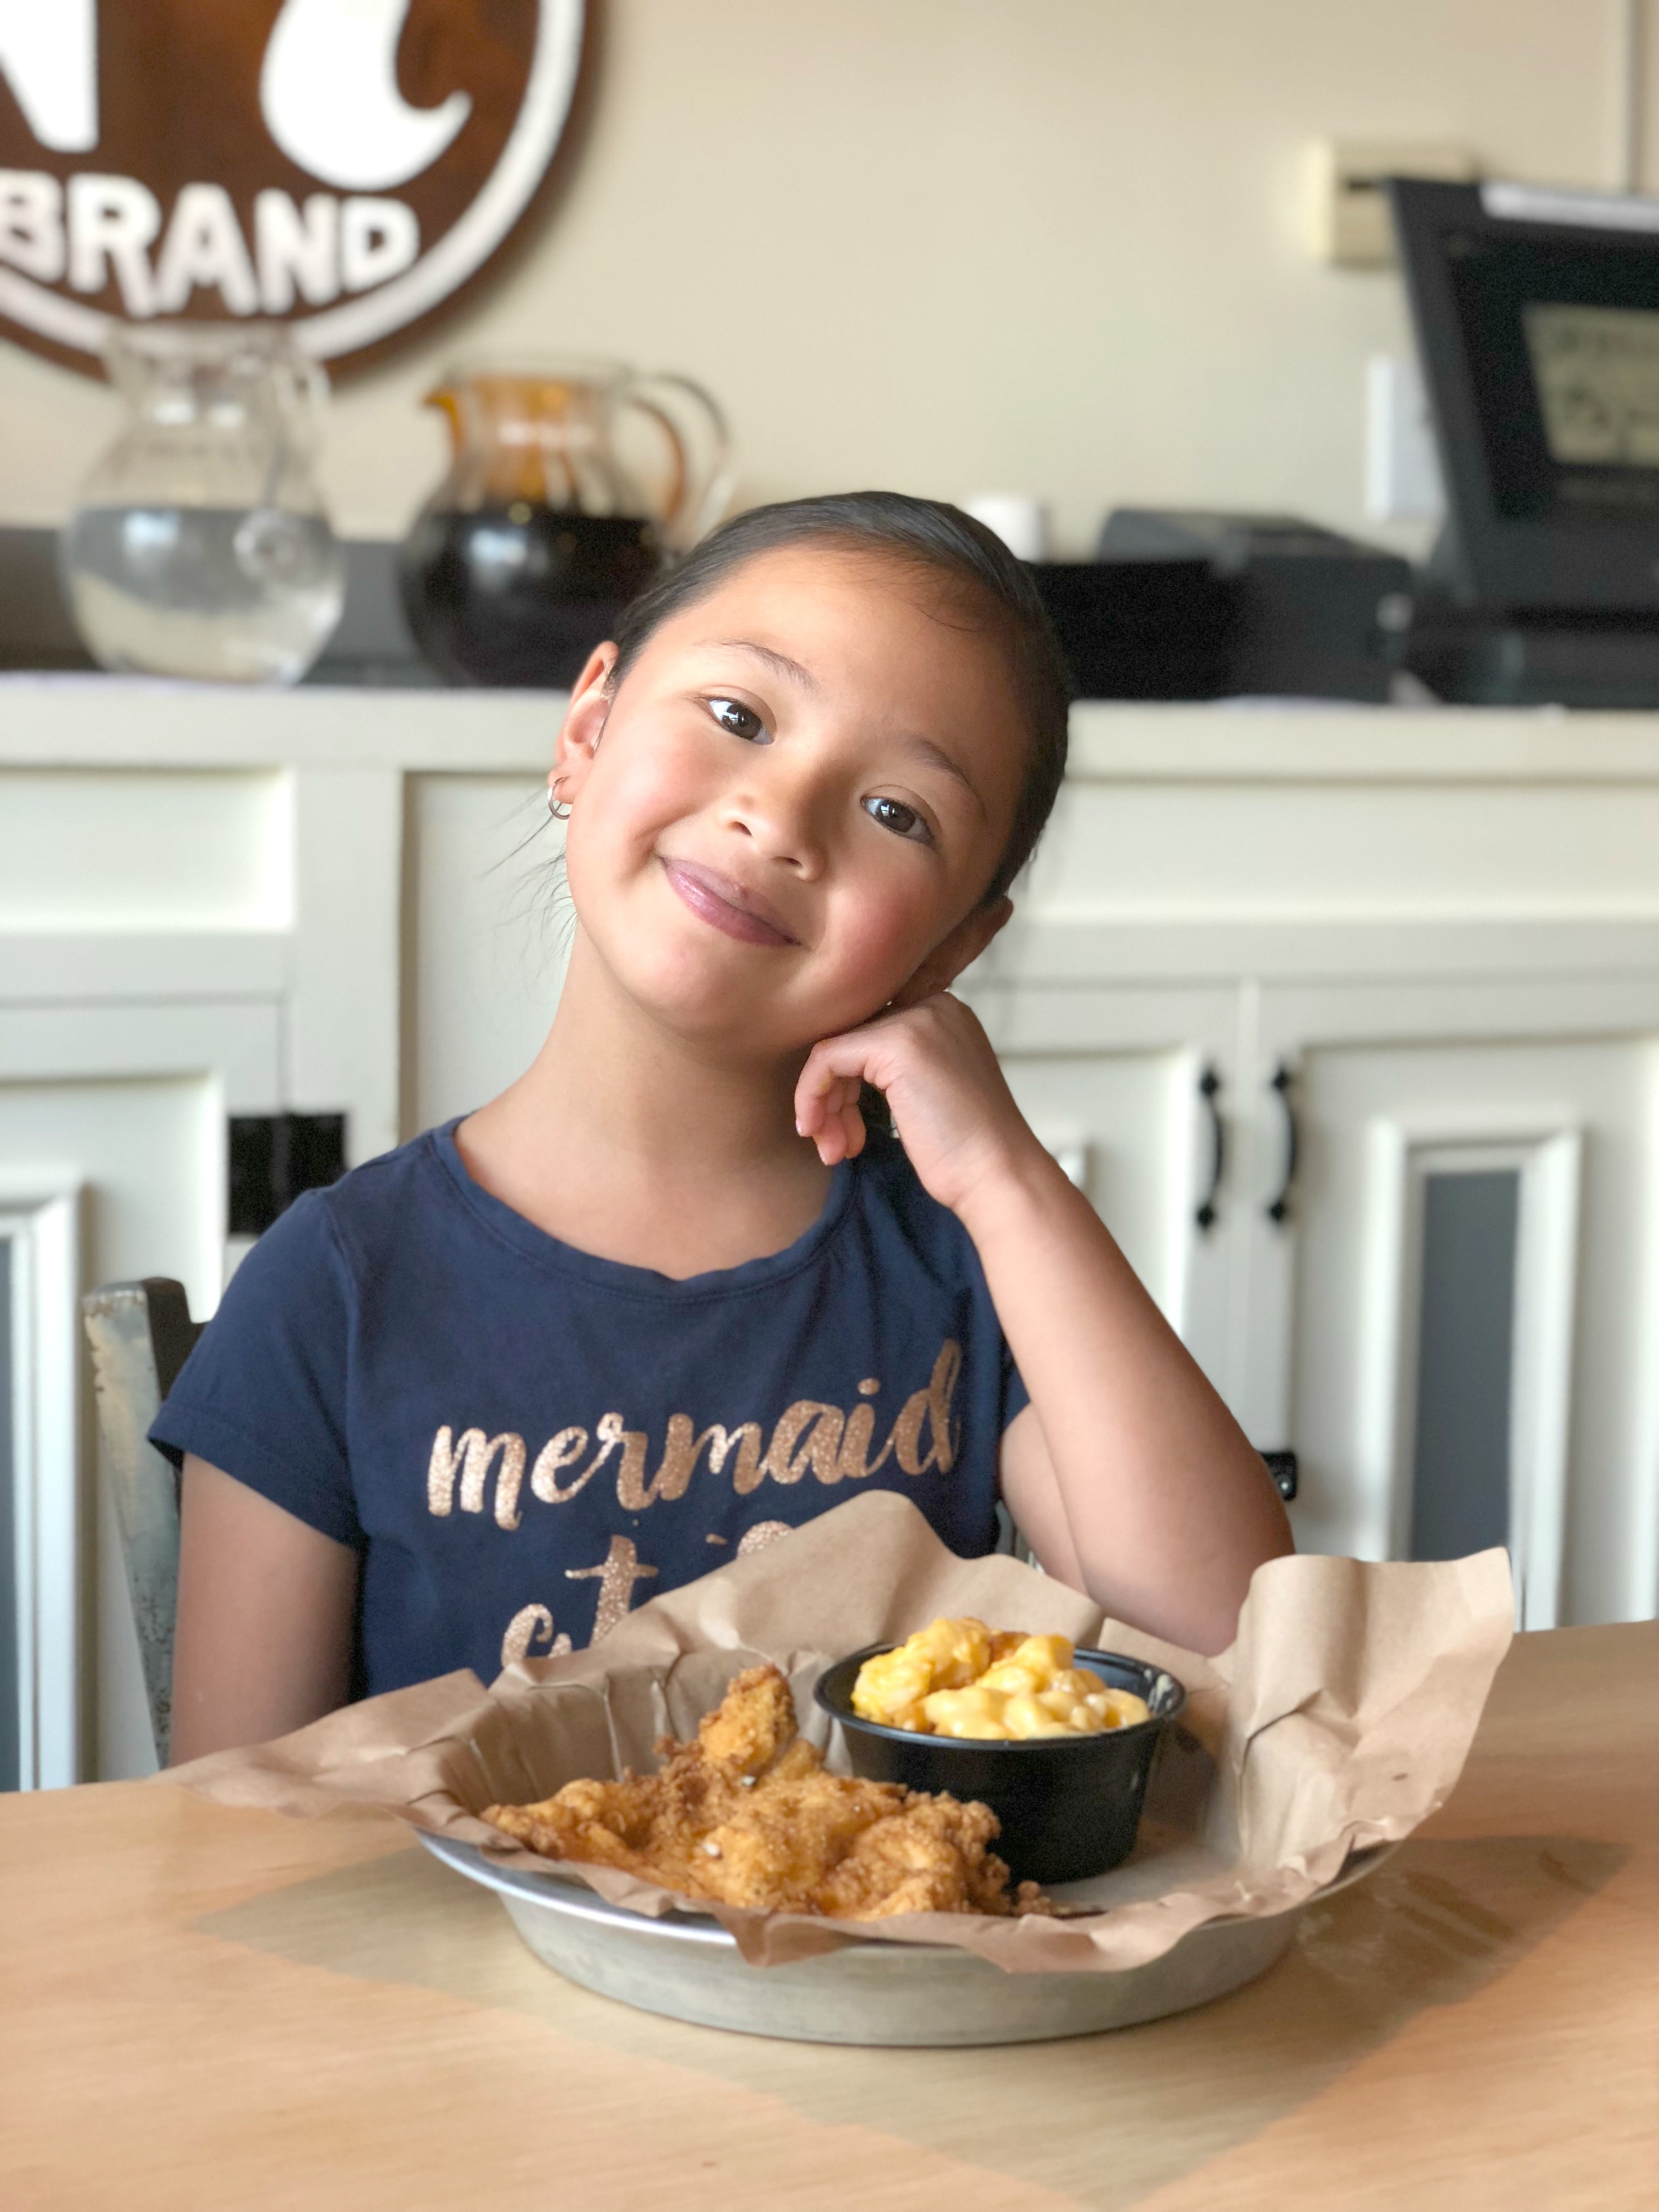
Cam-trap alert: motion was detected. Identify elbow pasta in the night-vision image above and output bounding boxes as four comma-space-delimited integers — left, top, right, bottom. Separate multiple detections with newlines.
851, 1618, 1151, 1740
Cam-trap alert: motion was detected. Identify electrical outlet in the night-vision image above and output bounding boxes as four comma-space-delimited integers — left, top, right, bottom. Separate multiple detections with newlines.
1308, 140, 1478, 267
1365, 354, 1444, 522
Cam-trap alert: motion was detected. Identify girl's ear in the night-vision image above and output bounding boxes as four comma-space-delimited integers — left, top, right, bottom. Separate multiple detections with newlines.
887, 896, 1013, 1010
548, 644, 618, 804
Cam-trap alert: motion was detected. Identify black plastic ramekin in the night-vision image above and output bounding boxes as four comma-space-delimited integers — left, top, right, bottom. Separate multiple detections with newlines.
813, 1643, 1186, 1886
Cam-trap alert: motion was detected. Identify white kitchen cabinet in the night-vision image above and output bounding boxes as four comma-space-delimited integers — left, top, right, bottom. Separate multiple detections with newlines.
966, 982, 1246, 1402
1247, 984, 1659, 1628
966, 977, 1659, 1631
0, 996, 282, 1787
407, 772, 566, 1131
6, 683, 1659, 1783
965, 709, 1659, 1629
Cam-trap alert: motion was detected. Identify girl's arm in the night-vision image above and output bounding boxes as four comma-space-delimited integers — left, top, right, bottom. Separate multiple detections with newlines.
170, 1455, 359, 1764
974, 1168, 1291, 1651
796, 996, 1293, 1655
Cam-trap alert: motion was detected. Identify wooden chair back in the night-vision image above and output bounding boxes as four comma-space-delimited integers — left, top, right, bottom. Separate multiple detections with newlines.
81, 1279, 202, 1766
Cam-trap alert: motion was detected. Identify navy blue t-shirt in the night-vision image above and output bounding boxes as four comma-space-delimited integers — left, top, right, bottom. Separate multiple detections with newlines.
151, 1119, 1027, 1694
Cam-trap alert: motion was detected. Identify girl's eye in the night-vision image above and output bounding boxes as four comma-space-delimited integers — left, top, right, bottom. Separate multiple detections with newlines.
862, 795, 932, 844
707, 697, 768, 742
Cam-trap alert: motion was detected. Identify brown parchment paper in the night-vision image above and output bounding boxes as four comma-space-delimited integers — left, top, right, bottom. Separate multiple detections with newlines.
168, 1491, 1514, 1974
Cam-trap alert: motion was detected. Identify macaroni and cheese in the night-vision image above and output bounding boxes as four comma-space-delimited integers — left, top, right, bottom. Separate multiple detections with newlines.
851, 1617, 1151, 1740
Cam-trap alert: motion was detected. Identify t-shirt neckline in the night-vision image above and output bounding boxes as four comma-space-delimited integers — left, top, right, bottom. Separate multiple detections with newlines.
431, 1115, 859, 1301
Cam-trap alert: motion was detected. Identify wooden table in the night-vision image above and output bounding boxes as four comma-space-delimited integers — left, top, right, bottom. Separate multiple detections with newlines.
3, 1624, 1655, 2211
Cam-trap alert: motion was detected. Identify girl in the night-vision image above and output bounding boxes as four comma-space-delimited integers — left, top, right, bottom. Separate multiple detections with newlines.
158, 492, 1291, 1762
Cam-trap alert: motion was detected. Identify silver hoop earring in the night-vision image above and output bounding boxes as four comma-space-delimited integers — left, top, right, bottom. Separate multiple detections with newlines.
548, 786, 571, 822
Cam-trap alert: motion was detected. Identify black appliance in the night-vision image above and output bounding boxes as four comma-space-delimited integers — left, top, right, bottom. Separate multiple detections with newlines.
1029, 512, 1408, 702
1098, 511, 1410, 702
1027, 552, 1233, 699
1391, 175, 1659, 704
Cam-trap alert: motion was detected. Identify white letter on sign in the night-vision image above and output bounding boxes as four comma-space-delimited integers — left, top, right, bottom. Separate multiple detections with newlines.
255, 190, 340, 313
0, 170, 66, 281
341, 197, 419, 292
260, 0, 471, 192
153, 182, 260, 315
0, 2, 98, 155
67, 173, 160, 315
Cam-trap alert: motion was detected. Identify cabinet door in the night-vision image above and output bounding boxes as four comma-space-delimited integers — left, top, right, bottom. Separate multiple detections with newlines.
406, 775, 561, 1133
0, 1001, 282, 1786
965, 981, 1249, 1399
1252, 979, 1659, 1628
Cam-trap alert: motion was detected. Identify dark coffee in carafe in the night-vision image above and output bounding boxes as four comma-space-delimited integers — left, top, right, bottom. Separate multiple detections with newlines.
399, 508, 660, 688
398, 363, 730, 689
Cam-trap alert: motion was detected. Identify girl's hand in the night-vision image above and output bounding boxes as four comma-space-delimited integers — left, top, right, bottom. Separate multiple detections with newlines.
794, 994, 1052, 1219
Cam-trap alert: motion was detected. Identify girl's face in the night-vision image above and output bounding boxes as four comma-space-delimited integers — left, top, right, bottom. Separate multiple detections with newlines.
552, 545, 1028, 1059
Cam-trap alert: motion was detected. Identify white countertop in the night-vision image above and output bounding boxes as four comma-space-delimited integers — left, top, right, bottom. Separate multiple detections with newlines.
8, 675, 1659, 781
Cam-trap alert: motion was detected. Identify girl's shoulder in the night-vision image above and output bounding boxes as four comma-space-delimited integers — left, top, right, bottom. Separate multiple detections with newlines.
193, 1124, 451, 1333
148, 1122, 475, 1533
188, 1122, 470, 1346
271, 1119, 470, 1274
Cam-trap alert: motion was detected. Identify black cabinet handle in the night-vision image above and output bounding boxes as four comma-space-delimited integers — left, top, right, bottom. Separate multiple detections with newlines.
1266, 1062, 1299, 1226
1195, 1066, 1224, 1231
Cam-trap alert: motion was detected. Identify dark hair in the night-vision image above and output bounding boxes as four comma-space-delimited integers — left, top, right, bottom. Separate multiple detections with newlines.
608, 491, 1071, 907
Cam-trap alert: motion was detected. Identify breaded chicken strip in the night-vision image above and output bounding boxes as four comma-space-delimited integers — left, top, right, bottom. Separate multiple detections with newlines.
482, 1663, 1047, 1921
693, 1660, 797, 1775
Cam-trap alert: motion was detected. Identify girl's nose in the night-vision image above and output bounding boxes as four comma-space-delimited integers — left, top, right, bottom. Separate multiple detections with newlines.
721, 758, 830, 878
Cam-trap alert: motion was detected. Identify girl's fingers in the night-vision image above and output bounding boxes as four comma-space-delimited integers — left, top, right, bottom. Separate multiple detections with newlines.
796, 1055, 852, 1134
810, 1109, 844, 1165
795, 1030, 895, 1133
795, 1053, 868, 1161
810, 1091, 866, 1167
796, 1068, 846, 1134
803, 1081, 866, 1163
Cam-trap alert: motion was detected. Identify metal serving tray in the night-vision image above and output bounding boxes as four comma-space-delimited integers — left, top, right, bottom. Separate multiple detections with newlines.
417, 1831, 1390, 2047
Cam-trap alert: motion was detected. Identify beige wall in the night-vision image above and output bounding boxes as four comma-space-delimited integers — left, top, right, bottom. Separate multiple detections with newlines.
0, 0, 1643, 551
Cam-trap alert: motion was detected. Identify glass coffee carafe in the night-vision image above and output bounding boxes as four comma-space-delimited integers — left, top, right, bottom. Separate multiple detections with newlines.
398, 358, 732, 687
60, 325, 345, 684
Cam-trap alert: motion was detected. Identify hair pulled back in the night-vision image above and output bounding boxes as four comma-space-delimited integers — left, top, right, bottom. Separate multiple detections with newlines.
607, 491, 1072, 907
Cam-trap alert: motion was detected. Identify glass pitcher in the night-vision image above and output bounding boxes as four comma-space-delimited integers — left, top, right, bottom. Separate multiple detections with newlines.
60, 324, 345, 685
398, 356, 733, 687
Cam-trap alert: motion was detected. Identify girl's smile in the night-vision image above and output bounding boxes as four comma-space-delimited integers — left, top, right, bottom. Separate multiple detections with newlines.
658, 854, 802, 948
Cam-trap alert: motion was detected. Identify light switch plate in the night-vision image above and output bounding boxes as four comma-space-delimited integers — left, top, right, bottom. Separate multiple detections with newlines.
1365, 354, 1444, 521
1308, 140, 1478, 267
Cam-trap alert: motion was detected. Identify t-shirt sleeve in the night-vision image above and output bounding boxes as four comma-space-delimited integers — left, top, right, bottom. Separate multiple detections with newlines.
149, 1191, 363, 1549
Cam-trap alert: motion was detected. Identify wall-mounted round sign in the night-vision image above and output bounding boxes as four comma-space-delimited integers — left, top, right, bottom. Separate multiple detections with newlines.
0, 0, 586, 378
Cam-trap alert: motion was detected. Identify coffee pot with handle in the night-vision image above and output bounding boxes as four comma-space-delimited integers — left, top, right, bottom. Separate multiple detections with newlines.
398, 357, 733, 687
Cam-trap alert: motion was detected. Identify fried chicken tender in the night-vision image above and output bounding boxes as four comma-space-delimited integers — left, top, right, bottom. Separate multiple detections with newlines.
694, 1658, 796, 1775
482, 1663, 1047, 1921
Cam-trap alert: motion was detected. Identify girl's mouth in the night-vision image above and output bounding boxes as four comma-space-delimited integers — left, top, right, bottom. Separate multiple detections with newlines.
658, 857, 800, 948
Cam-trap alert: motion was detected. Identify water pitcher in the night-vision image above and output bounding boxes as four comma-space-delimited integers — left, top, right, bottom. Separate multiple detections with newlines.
62, 325, 345, 685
